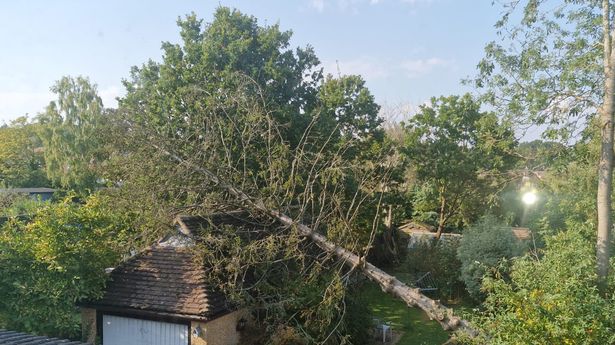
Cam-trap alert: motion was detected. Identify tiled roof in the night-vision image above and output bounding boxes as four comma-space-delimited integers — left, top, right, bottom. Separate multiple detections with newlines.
0, 329, 87, 345
84, 245, 229, 321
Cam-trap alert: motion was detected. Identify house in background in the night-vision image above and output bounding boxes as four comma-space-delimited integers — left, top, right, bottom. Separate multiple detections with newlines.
79, 213, 254, 345
0, 329, 88, 345
0, 187, 56, 201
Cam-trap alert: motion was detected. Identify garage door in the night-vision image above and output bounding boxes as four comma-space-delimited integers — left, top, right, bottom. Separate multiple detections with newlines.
103, 314, 189, 345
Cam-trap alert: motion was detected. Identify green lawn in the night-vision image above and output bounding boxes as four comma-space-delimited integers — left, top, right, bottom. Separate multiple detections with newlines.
359, 281, 450, 345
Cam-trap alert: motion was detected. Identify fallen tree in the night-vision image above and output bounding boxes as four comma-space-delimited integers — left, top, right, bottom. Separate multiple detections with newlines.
158, 145, 477, 336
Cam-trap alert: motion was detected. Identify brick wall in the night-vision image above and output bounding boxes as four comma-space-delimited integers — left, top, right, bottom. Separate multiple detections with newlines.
81, 307, 97, 344
191, 310, 245, 345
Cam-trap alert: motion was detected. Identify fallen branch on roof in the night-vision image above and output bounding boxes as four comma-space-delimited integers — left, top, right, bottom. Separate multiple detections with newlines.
155, 144, 477, 336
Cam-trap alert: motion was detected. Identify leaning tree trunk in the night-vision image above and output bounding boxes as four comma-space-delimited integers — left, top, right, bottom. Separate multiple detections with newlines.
597, 0, 614, 294
155, 145, 477, 336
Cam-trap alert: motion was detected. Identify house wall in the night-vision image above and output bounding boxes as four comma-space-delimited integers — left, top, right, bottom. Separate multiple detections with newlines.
81, 307, 97, 343
190, 310, 245, 345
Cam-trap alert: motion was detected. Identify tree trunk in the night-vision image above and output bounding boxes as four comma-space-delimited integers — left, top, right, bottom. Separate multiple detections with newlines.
382, 204, 399, 262
597, 0, 614, 293
436, 190, 446, 240
155, 144, 477, 336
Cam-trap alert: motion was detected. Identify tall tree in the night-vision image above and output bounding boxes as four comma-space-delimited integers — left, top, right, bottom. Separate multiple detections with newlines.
37, 76, 105, 191
403, 94, 518, 238
471, 0, 614, 292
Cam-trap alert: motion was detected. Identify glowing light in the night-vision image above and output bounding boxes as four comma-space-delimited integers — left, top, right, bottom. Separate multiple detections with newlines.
522, 191, 537, 205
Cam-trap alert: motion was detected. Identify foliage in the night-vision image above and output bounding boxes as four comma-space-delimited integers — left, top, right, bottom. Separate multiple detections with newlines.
403, 94, 518, 234
120, 8, 321, 150
470, 1, 603, 140
317, 74, 384, 145
457, 216, 525, 300
466, 229, 615, 345
0, 118, 49, 188
37, 76, 107, 191
532, 125, 601, 235
470, 0, 615, 293
406, 239, 464, 300
0, 195, 133, 338
0, 192, 46, 218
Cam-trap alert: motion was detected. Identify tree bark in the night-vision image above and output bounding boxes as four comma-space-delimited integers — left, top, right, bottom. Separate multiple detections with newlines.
597, 0, 614, 293
154, 144, 477, 336
436, 188, 446, 240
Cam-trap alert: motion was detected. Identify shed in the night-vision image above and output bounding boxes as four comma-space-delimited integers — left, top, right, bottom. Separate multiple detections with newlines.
0, 329, 88, 345
398, 221, 532, 248
80, 213, 253, 345
511, 227, 531, 241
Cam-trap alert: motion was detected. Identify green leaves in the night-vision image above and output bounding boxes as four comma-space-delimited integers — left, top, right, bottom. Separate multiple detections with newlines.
471, 1, 603, 140
470, 229, 615, 345
0, 121, 49, 188
403, 94, 518, 230
0, 194, 133, 338
457, 216, 525, 300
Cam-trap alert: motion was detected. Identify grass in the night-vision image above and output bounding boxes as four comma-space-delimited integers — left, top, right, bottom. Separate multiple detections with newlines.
359, 281, 451, 345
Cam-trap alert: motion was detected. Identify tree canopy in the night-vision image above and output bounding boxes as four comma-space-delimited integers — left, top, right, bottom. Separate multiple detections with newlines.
37, 76, 106, 191
403, 94, 518, 236
0, 118, 49, 188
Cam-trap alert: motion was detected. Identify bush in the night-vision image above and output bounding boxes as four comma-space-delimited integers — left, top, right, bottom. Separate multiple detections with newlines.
466, 229, 615, 345
457, 216, 525, 300
406, 238, 464, 300
0, 194, 132, 338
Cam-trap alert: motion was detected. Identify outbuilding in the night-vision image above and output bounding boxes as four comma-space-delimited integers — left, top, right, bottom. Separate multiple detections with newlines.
79, 213, 252, 345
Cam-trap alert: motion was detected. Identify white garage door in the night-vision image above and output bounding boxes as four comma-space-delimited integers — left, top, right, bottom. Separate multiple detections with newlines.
103, 314, 189, 345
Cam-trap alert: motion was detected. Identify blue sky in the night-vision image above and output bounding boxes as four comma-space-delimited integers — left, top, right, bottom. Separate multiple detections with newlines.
0, 0, 504, 124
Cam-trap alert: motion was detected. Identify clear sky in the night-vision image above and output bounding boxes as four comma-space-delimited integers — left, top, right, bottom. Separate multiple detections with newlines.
0, 0, 504, 124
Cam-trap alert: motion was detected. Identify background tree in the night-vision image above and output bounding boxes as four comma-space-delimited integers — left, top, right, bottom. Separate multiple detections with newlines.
37, 76, 106, 191
0, 117, 49, 188
471, 0, 615, 292
403, 94, 518, 238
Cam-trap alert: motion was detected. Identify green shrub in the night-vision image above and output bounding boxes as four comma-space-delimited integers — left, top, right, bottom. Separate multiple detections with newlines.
0, 194, 132, 338
457, 216, 525, 300
467, 229, 615, 345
